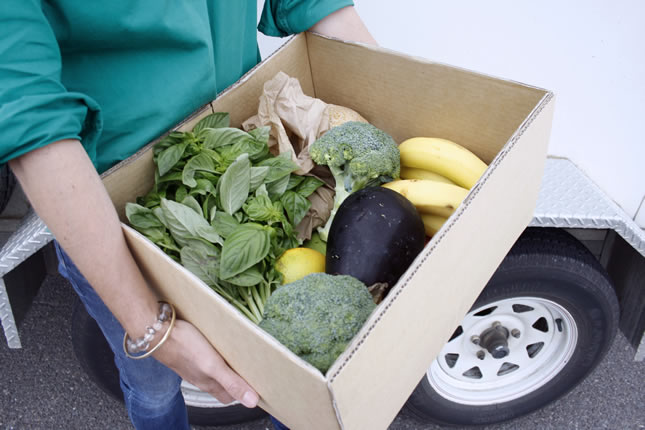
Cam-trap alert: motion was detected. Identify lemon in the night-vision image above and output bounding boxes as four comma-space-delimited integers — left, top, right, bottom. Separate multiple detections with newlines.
275, 247, 326, 284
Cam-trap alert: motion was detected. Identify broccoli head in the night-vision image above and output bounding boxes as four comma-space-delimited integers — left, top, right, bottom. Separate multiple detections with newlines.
259, 272, 376, 373
309, 121, 400, 241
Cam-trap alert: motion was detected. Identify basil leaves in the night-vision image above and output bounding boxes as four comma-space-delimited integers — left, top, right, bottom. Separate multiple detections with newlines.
126, 113, 323, 324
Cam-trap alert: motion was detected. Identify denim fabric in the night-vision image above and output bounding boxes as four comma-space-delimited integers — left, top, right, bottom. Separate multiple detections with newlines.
269, 416, 291, 430
55, 242, 190, 430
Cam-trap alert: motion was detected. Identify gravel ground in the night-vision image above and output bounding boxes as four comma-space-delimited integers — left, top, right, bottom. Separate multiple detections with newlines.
1, 275, 644, 430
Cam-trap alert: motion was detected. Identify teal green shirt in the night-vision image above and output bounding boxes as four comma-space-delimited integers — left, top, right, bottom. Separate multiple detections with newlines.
0, 0, 352, 173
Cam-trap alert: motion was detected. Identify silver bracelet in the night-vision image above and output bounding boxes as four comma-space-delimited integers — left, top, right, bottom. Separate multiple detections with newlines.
123, 302, 174, 358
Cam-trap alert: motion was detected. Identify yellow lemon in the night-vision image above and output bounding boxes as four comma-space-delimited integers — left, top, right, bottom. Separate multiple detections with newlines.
275, 247, 326, 284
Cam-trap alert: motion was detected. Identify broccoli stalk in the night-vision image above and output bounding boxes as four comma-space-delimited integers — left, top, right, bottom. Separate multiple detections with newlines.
318, 165, 351, 241
309, 122, 400, 241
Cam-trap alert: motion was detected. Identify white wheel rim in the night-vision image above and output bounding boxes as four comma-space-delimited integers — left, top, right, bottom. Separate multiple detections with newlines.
181, 381, 238, 408
427, 296, 578, 406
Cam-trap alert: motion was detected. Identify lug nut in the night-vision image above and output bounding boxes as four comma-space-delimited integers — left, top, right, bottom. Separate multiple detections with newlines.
476, 350, 486, 360
471, 335, 481, 345
511, 329, 521, 338
492, 321, 502, 328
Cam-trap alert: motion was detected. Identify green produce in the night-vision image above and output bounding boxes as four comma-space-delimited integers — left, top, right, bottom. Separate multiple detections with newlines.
309, 121, 400, 241
303, 231, 327, 256
125, 112, 324, 324
309, 121, 401, 241
259, 272, 376, 373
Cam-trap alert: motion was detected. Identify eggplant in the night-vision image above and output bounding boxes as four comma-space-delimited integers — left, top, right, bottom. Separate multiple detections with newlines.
325, 186, 426, 288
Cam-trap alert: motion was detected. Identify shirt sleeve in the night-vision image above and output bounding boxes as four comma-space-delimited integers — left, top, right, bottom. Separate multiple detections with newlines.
0, 0, 102, 166
258, 0, 355, 38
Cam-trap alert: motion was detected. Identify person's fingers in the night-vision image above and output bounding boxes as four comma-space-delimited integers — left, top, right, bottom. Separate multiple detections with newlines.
207, 354, 259, 408
153, 320, 259, 408
199, 379, 235, 405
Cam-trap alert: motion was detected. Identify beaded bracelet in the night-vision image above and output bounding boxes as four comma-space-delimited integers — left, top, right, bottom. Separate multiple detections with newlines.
123, 301, 176, 360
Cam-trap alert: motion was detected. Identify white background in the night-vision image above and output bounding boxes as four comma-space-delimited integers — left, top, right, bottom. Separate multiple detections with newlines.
257, 1, 645, 224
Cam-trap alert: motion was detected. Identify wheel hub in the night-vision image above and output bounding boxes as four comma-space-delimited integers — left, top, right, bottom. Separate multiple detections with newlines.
427, 297, 578, 406
478, 321, 510, 359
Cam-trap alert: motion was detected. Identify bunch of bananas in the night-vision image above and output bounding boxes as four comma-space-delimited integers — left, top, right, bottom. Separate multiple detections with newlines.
383, 137, 488, 237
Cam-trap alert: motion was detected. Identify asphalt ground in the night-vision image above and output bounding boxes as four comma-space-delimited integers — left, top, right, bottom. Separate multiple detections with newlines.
1, 274, 644, 430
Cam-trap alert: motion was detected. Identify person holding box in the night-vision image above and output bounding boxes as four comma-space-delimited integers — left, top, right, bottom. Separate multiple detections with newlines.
0, 2, 376, 429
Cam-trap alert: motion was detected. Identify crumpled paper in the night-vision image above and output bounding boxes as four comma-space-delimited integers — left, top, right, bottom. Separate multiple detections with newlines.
242, 71, 368, 240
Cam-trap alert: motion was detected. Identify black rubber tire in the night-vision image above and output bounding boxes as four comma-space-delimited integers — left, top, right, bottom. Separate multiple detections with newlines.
0, 164, 16, 214
402, 228, 620, 427
70, 297, 267, 427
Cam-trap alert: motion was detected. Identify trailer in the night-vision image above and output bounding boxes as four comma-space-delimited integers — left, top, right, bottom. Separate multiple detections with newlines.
1, 1, 643, 427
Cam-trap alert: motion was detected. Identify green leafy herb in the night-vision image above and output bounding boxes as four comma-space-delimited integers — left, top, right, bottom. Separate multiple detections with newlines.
225, 265, 264, 287
204, 127, 252, 150
125, 203, 164, 229
296, 176, 324, 197
180, 244, 220, 287
181, 196, 202, 215
182, 152, 218, 188
157, 143, 187, 176
280, 191, 311, 226
269, 174, 292, 199
126, 112, 310, 324
220, 223, 271, 280
161, 198, 222, 246
193, 112, 230, 133
257, 152, 299, 183
249, 166, 270, 191
248, 126, 270, 144
212, 211, 240, 238
285, 175, 305, 191
218, 153, 251, 215
243, 194, 283, 223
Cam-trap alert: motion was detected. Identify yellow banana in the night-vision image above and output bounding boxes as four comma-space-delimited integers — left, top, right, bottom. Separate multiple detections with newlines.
420, 214, 447, 237
383, 179, 469, 217
400, 166, 456, 184
398, 137, 488, 189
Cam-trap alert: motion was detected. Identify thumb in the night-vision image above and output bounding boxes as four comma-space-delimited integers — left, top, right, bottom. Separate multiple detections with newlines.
211, 357, 259, 408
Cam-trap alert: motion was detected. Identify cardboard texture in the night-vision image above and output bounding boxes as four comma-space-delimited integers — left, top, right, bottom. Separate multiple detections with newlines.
103, 33, 554, 430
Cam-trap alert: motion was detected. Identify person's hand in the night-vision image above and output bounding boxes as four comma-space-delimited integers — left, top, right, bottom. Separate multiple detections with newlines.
153, 319, 259, 408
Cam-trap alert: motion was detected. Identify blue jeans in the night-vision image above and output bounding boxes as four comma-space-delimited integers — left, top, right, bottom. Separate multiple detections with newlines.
269, 416, 290, 430
55, 243, 190, 430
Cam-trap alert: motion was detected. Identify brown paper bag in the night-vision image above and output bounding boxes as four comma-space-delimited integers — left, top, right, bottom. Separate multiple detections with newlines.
242, 71, 368, 240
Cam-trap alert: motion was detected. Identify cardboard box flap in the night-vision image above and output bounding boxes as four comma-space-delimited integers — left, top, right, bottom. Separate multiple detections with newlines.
327, 94, 555, 430
305, 33, 546, 162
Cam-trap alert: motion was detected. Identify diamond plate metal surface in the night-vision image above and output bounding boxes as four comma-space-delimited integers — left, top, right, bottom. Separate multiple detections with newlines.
0, 210, 52, 349
0, 210, 53, 276
0, 277, 21, 348
531, 158, 645, 361
530, 158, 645, 258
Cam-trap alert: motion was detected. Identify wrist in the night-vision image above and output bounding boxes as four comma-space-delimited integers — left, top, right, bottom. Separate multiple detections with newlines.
117, 295, 160, 338
123, 301, 176, 359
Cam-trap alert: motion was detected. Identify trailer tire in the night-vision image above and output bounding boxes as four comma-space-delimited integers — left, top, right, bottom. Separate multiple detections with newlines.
403, 228, 619, 426
70, 297, 267, 427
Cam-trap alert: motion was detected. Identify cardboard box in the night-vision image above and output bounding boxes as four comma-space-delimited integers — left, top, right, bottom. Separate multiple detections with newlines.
101, 33, 554, 430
